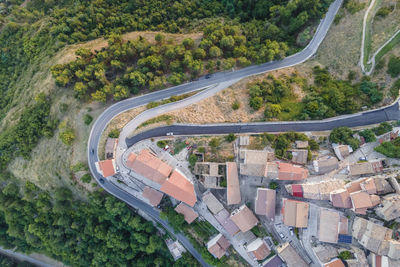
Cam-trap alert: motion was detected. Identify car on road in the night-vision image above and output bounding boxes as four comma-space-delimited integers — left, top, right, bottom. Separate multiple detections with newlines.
99, 178, 105, 184
279, 233, 285, 239
166, 132, 174, 136
289, 227, 294, 236
205, 74, 212, 79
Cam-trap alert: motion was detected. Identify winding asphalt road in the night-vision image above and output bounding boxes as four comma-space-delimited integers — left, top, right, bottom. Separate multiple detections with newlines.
87, 1, 345, 266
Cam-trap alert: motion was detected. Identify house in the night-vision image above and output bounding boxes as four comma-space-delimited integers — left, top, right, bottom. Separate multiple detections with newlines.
277, 242, 308, 267
207, 233, 231, 259
194, 162, 225, 189
142, 186, 163, 207
242, 150, 275, 164
349, 159, 384, 176
290, 149, 308, 165
350, 191, 380, 215
333, 144, 353, 161
255, 188, 276, 221
373, 176, 395, 195
313, 157, 339, 174
227, 162, 241, 205
360, 178, 377, 194
352, 217, 400, 260
286, 180, 345, 200
345, 177, 368, 193
247, 238, 270, 261
262, 255, 284, 267
165, 239, 186, 261
97, 159, 116, 177
230, 205, 259, 232
378, 130, 399, 143
126, 149, 172, 185
375, 194, 400, 221
282, 199, 309, 228
160, 169, 197, 207
215, 209, 240, 236
318, 209, 348, 244
239, 136, 250, 147
324, 258, 345, 267
295, 140, 309, 149
202, 191, 224, 215
174, 202, 199, 224
240, 163, 267, 177
105, 138, 118, 159
330, 189, 352, 208
276, 162, 308, 180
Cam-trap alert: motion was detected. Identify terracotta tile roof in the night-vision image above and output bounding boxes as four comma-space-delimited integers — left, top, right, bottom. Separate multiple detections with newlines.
142, 186, 163, 206
277, 242, 308, 267
127, 149, 172, 185
291, 149, 308, 165
98, 159, 116, 177
330, 189, 352, 208
313, 157, 339, 174
346, 178, 367, 193
215, 209, 240, 236
247, 238, 270, 261
243, 150, 274, 164
376, 194, 400, 221
349, 160, 383, 176
324, 259, 345, 267
174, 202, 198, 224
282, 199, 309, 228
265, 162, 278, 178
277, 162, 308, 180
207, 234, 230, 259
226, 162, 241, 205
319, 209, 340, 244
350, 191, 374, 213
160, 170, 197, 207
255, 188, 276, 221
339, 216, 349, 235
230, 205, 259, 232
360, 178, 377, 194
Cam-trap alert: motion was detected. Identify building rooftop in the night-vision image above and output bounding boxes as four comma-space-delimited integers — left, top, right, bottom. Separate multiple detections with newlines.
202, 191, 224, 215
277, 242, 308, 267
166, 239, 186, 261
319, 209, 340, 244
313, 157, 339, 174
350, 191, 380, 214
345, 178, 367, 193
291, 149, 308, 165
376, 194, 400, 221
293, 180, 345, 200
360, 178, 377, 194
105, 138, 118, 159
230, 205, 259, 233
282, 199, 309, 228
330, 188, 352, 208
240, 163, 266, 177
262, 255, 284, 267
175, 202, 199, 224
142, 186, 163, 207
333, 144, 352, 161
97, 159, 116, 177
349, 160, 383, 176
324, 258, 345, 267
247, 238, 270, 261
277, 162, 308, 180
295, 140, 309, 149
255, 188, 276, 221
207, 233, 231, 259
239, 136, 250, 146
215, 209, 240, 236
127, 149, 172, 185
226, 162, 241, 205
160, 169, 197, 207
243, 150, 274, 164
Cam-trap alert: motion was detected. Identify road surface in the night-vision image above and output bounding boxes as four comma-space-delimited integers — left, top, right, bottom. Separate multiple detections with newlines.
87, 1, 343, 266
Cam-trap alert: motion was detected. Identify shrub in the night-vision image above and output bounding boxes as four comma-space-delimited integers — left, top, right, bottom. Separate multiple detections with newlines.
375, 141, 400, 158
232, 100, 240, 110
225, 133, 236, 142
209, 138, 220, 148
376, 6, 394, 18
390, 79, 400, 98
249, 96, 263, 110
83, 114, 93, 125
338, 250, 353, 260
359, 129, 376, 143
269, 181, 278, 190
345, 0, 365, 14
329, 127, 360, 150
373, 122, 393, 136
189, 154, 197, 167
157, 140, 167, 148
59, 103, 68, 113
59, 129, 76, 145
388, 56, 400, 78
308, 139, 319, 150
81, 173, 92, 183
108, 128, 120, 138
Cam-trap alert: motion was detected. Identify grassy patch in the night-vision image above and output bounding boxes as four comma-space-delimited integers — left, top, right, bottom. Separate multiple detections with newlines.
146, 92, 196, 109
137, 115, 173, 129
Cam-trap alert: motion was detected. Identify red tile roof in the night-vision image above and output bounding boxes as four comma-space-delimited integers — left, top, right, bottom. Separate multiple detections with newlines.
174, 202, 198, 224
142, 186, 163, 206
127, 149, 172, 185
330, 189, 352, 208
291, 184, 303, 198
277, 162, 308, 180
230, 205, 259, 232
160, 170, 197, 207
98, 159, 116, 177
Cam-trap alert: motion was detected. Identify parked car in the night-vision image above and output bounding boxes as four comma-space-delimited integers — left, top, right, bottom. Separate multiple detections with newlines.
166, 132, 174, 136
164, 145, 169, 151
205, 74, 212, 79
289, 227, 294, 236
279, 233, 284, 239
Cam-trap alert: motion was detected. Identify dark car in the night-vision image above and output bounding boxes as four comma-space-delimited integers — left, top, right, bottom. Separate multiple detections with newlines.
205, 74, 212, 79
99, 178, 105, 184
